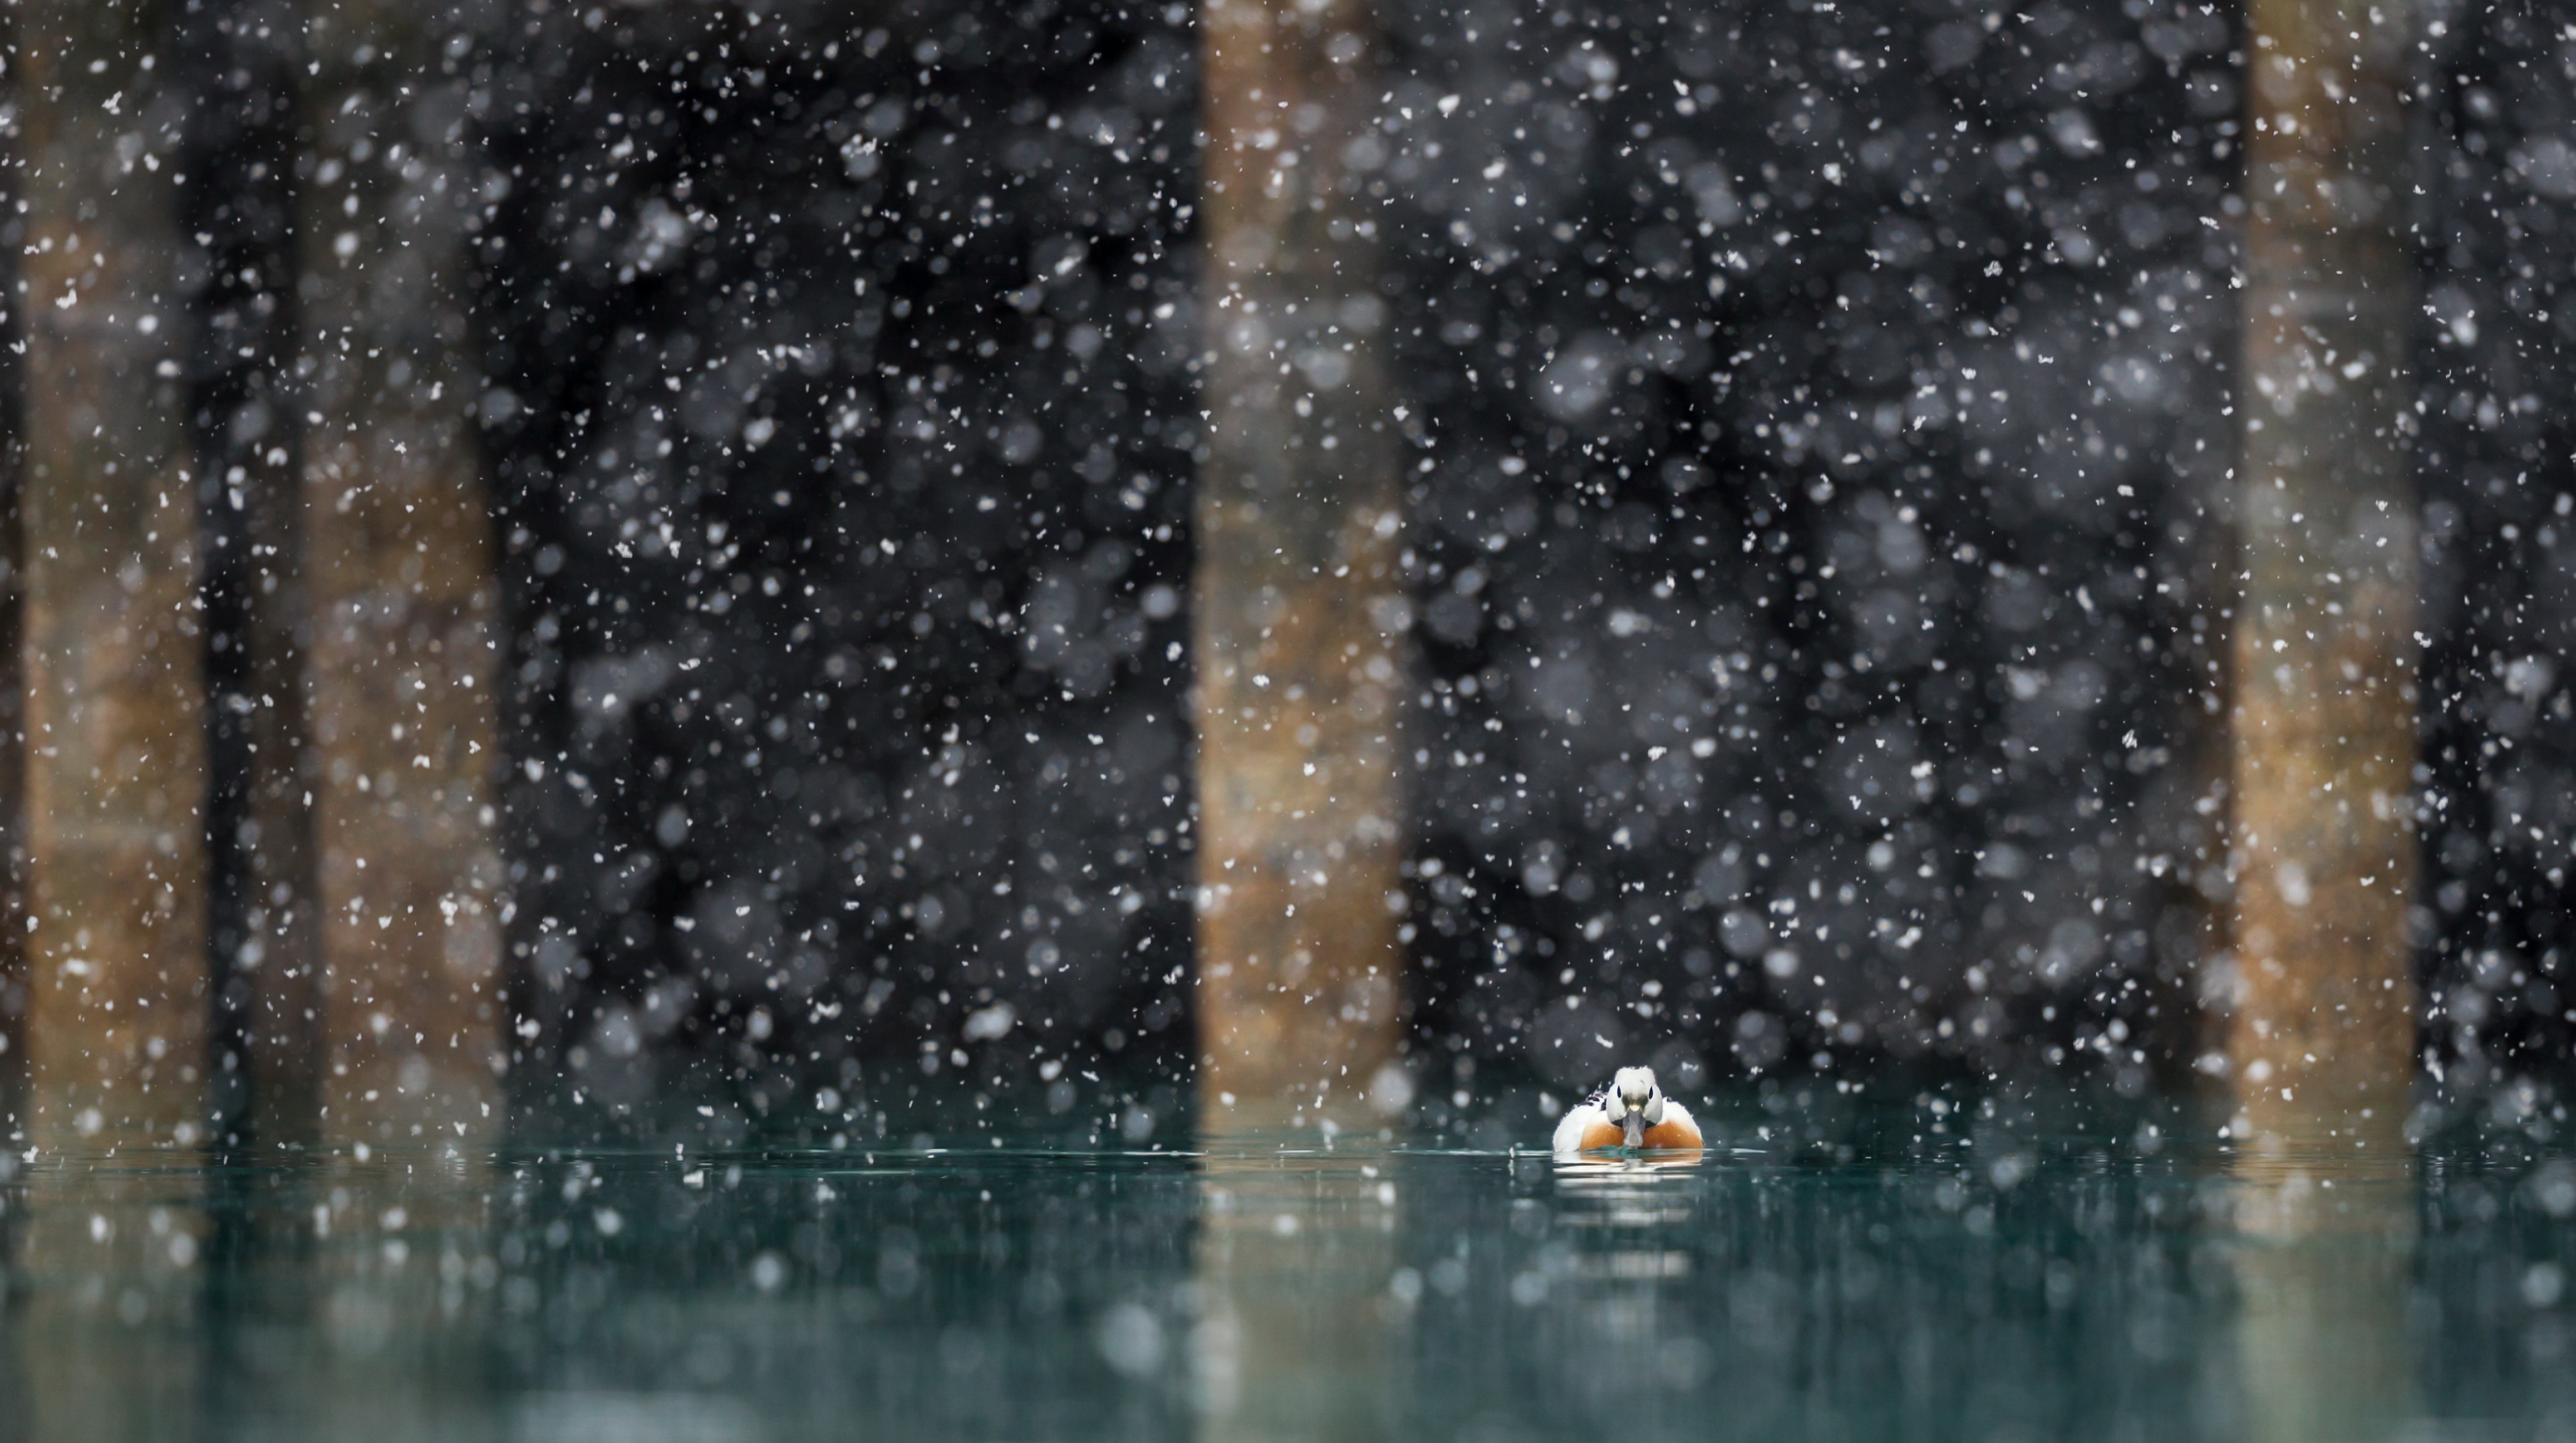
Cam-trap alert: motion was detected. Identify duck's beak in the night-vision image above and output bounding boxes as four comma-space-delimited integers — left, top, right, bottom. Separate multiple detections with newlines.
1621, 1111, 1646, 1148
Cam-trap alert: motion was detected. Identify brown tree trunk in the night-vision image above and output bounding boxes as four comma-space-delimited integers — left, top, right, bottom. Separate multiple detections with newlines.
1194, 0, 1411, 1132
2226, 0, 2421, 1149
16, 0, 212, 1153
296, 0, 505, 1151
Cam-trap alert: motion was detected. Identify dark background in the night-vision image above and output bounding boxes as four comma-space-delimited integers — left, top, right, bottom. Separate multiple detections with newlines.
474, 0, 1202, 1144
110, 0, 2576, 1144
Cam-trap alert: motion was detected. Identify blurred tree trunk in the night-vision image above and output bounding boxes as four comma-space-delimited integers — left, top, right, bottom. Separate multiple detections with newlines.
0, 9, 29, 1140
1194, 0, 1411, 1131
178, 0, 322, 1152
296, 0, 505, 1151
7, 12, 218, 1436
2227, 0, 2421, 1148
16, 0, 211, 1152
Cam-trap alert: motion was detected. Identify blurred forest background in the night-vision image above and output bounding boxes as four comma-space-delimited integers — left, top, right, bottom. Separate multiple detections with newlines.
0, 0, 2565, 1151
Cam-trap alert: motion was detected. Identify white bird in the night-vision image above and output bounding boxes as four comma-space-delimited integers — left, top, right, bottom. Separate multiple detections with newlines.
1551, 1066, 1704, 1156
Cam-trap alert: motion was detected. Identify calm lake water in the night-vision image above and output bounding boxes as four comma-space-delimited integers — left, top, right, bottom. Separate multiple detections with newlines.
3, 1115, 2571, 1442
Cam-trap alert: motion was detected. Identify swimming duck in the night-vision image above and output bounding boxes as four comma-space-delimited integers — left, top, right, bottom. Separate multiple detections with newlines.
1551, 1066, 1703, 1155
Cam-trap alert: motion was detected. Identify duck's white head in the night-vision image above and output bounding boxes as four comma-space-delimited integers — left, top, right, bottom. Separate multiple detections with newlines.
1600, 1066, 1667, 1147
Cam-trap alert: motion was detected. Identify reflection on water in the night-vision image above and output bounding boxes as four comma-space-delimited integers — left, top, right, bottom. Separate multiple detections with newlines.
2229, 1139, 2418, 1443
1, 1125, 2571, 1440
1194, 1146, 1400, 1442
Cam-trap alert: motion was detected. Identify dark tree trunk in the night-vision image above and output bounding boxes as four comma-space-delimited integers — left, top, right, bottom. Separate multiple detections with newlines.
178, 0, 321, 1152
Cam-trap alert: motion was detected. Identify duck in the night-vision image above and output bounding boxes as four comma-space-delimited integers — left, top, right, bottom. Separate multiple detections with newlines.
1551, 1066, 1703, 1155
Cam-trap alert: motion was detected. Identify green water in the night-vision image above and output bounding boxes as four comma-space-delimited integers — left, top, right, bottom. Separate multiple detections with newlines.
2, 1126, 2571, 1441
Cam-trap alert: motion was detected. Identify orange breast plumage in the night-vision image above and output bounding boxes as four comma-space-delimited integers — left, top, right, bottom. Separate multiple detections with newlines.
1570, 1113, 1703, 1152
1554, 1080, 1705, 1156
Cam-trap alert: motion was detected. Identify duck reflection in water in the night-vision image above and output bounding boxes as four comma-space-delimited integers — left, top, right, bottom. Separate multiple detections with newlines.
1551, 1067, 1705, 1160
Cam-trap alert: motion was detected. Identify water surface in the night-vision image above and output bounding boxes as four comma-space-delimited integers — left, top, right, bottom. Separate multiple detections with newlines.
4, 1125, 2571, 1441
